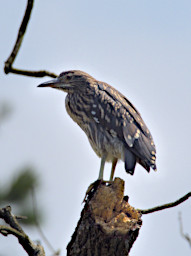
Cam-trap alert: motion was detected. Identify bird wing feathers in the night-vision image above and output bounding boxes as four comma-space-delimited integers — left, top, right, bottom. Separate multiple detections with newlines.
91, 81, 156, 171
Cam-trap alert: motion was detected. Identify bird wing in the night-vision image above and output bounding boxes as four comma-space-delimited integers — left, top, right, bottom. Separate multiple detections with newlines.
90, 81, 156, 170
96, 81, 151, 138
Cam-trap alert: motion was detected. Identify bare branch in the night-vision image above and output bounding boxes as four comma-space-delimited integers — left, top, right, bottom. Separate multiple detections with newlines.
0, 225, 25, 239
4, 0, 34, 74
0, 206, 45, 256
4, 0, 57, 79
179, 212, 191, 247
7, 67, 58, 78
138, 192, 191, 215
0, 206, 24, 233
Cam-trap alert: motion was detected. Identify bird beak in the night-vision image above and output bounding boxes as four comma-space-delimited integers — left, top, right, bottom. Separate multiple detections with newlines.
37, 78, 61, 89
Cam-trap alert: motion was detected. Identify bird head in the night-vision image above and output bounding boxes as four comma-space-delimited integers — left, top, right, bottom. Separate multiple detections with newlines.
38, 70, 94, 93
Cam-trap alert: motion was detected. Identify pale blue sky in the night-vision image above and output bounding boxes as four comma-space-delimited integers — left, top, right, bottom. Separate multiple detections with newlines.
1, 1, 191, 255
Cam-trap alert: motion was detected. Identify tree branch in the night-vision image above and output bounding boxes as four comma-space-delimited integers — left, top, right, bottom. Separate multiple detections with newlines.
8, 67, 57, 78
0, 206, 24, 232
0, 225, 25, 239
0, 206, 45, 256
4, 0, 57, 79
138, 192, 191, 215
4, 0, 33, 72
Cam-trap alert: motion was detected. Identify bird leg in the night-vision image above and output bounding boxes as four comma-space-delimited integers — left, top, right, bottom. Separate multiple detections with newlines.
83, 155, 106, 202
98, 155, 107, 180
109, 158, 118, 181
84, 155, 114, 202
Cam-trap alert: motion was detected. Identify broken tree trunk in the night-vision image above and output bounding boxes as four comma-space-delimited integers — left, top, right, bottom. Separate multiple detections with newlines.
67, 178, 142, 256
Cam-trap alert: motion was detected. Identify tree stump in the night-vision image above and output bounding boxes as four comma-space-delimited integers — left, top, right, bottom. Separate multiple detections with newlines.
67, 178, 142, 256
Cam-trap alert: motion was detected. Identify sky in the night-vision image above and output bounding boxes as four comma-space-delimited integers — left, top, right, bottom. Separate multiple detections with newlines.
0, 0, 191, 255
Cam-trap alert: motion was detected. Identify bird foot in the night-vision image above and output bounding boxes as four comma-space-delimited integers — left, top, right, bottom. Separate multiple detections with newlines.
83, 179, 113, 203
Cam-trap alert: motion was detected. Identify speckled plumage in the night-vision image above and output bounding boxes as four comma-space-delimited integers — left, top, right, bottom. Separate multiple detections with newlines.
38, 70, 157, 180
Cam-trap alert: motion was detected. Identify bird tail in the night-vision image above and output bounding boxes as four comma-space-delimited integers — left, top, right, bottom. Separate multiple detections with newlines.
134, 132, 157, 172
124, 148, 136, 175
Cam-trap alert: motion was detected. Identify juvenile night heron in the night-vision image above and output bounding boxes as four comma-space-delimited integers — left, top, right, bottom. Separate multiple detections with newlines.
38, 70, 157, 181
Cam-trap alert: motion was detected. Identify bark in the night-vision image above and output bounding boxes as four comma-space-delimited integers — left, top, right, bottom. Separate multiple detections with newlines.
67, 178, 142, 256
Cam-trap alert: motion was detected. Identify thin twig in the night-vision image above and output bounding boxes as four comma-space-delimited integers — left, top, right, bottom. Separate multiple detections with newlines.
4, 0, 57, 79
15, 215, 28, 220
178, 212, 191, 247
138, 192, 191, 215
31, 187, 60, 255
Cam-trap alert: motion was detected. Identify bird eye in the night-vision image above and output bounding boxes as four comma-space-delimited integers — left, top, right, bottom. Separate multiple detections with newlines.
66, 75, 72, 80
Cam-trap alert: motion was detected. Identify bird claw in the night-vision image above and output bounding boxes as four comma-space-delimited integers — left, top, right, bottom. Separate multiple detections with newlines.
83, 179, 113, 203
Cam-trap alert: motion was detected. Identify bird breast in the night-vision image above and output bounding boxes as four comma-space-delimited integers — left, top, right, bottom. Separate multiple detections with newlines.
65, 93, 125, 162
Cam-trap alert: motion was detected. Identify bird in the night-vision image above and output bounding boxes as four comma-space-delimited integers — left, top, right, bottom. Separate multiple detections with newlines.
38, 70, 157, 181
